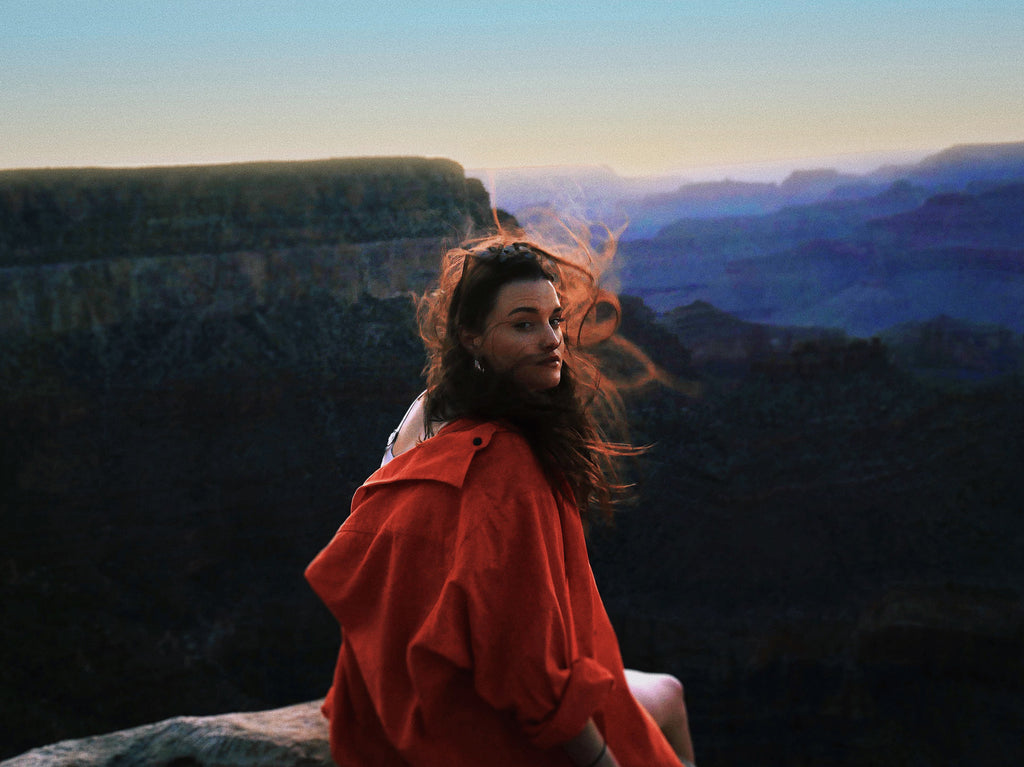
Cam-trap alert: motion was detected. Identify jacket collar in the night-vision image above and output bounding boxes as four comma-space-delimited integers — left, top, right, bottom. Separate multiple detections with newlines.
363, 420, 503, 490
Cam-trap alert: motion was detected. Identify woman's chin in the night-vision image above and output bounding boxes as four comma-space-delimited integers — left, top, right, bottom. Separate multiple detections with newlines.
518, 370, 561, 392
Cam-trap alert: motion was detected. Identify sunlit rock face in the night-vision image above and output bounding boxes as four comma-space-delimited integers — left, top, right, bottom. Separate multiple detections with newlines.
4, 701, 330, 767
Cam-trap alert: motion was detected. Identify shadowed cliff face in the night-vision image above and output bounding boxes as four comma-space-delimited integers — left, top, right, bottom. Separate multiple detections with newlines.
5, 288, 1023, 766
1, 291, 426, 758
0, 238, 446, 336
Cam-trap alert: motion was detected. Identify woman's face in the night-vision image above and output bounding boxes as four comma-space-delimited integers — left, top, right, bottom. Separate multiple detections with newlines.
466, 278, 564, 392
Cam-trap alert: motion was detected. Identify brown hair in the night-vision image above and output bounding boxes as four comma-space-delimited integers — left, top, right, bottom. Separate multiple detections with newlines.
417, 220, 636, 521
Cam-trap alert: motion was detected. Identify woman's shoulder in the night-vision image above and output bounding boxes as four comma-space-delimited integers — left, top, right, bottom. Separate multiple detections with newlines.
429, 419, 540, 473
441, 419, 539, 464
370, 418, 536, 490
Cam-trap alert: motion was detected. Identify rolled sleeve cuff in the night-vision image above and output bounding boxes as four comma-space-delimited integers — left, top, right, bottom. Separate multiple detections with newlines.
525, 657, 616, 749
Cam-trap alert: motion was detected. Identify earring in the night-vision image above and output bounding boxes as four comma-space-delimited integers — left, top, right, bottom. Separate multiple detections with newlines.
473, 357, 484, 373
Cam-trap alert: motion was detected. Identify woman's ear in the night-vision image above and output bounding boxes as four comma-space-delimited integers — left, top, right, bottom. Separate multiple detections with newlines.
459, 328, 481, 354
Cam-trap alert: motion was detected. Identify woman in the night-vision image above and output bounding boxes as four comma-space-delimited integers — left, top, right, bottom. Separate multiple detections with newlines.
306, 228, 695, 766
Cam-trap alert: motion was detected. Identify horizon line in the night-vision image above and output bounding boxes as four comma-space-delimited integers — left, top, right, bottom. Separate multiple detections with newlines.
2, 139, 1022, 183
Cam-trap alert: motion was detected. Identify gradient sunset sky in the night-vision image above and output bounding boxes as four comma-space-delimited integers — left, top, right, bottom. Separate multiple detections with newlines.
3, 0, 1021, 178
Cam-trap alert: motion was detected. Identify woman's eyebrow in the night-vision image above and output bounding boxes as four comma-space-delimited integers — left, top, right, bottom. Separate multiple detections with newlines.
506, 304, 563, 318
506, 305, 540, 317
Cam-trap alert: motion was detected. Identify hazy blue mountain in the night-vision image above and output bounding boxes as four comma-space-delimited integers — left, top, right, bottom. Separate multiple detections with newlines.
616, 181, 932, 313
624, 179, 786, 237
475, 141, 1024, 241
644, 140, 1024, 235
654, 180, 930, 258
881, 141, 1024, 189
619, 182, 1024, 336
466, 164, 690, 225
863, 183, 1024, 249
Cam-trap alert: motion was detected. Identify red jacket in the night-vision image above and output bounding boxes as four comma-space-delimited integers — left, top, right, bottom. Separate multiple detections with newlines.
306, 419, 679, 766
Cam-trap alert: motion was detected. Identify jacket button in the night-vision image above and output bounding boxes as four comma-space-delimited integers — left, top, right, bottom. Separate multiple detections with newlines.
472, 437, 482, 446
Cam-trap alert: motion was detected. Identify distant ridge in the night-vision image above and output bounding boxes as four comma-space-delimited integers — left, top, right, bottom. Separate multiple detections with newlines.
885, 141, 1024, 188
915, 140, 1024, 168
471, 140, 1024, 239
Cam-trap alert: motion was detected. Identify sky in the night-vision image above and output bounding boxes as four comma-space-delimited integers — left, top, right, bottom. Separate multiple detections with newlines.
2, 1, 1022, 179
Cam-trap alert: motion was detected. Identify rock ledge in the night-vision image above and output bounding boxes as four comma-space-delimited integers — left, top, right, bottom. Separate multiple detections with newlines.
2, 700, 330, 767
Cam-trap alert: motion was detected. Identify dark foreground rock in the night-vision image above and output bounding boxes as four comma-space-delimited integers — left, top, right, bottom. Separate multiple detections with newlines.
2, 701, 329, 767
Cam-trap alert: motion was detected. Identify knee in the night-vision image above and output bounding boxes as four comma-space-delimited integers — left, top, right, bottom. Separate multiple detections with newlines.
655, 673, 685, 705
652, 674, 694, 762
648, 673, 686, 723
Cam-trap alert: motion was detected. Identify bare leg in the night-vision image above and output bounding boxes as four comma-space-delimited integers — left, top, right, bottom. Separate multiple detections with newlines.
624, 669, 696, 765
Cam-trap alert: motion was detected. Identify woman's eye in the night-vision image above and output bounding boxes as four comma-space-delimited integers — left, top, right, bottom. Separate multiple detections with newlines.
550, 317, 564, 328
514, 322, 533, 330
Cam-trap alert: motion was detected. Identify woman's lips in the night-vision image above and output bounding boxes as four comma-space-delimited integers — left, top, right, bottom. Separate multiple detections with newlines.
538, 355, 561, 366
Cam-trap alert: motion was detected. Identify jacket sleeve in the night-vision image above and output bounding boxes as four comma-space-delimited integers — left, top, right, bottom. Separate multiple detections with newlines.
408, 437, 616, 750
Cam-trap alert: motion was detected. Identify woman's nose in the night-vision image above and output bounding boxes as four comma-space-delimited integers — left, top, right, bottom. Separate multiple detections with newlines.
541, 324, 562, 349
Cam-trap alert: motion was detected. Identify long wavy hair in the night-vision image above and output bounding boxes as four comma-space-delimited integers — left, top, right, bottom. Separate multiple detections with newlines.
417, 220, 636, 521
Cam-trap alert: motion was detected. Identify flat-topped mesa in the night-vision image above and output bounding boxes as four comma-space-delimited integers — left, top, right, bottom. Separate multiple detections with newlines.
0, 156, 492, 266
0, 157, 495, 337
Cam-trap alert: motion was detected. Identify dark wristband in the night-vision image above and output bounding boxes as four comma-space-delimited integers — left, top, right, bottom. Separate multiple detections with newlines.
583, 741, 607, 767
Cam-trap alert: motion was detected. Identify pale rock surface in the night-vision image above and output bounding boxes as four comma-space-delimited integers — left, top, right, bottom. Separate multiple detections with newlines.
2, 700, 331, 767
